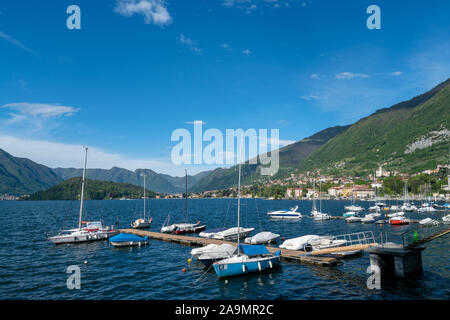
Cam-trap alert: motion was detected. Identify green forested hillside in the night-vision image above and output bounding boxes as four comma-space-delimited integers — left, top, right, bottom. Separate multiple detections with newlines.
0, 149, 63, 195
23, 177, 158, 200
190, 125, 350, 192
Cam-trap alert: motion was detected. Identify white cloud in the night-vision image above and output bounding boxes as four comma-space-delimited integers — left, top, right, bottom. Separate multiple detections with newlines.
178, 34, 202, 53
242, 49, 252, 55
0, 30, 39, 57
300, 94, 326, 101
335, 72, 370, 79
184, 120, 207, 125
221, 43, 232, 50
391, 71, 402, 76
114, 0, 172, 26
1, 103, 78, 125
223, 0, 299, 12
311, 73, 319, 79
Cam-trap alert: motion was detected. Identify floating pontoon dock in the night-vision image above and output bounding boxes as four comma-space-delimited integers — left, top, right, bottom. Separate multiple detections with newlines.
119, 229, 349, 266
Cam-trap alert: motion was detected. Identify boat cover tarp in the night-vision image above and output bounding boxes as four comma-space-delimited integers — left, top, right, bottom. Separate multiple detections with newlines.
238, 244, 270, 256
109, 233, 148, 242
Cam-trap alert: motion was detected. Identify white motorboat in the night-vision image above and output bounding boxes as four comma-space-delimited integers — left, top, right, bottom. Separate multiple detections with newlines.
346, 216, 362, 223
387, 211, 405, 218
212, 227, 255, 241
369, 205, 381, 212
245, 232, 280, 244
199, 227, 228, 238
131, 174, 152, 229
361, 215, 375, 223
344, 205, 364, 211
48, 148, 118, 245
390, 205, 401, 211
418, 206, 436, 212
267, 206, 302, 219
442, 215, 450, 224
419, 218, 440, 226
310, 238, 347, 251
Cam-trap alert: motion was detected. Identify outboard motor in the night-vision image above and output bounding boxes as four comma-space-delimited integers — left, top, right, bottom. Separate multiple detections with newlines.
303, 243, 313, 252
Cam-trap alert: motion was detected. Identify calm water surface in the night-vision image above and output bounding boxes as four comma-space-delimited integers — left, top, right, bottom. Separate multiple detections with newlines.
0, 199, 448, 300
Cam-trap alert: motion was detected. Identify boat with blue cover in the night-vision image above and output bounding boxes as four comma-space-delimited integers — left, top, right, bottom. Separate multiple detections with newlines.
109, 233, 149, 247
213, 244, 280, 278
212, 142, 280, 279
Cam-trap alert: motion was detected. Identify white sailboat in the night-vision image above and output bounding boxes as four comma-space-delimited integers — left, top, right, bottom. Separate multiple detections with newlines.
344, 183, 364, 211
311, 179, 331, 220
212, 141, 280, 279
161, 170, 206, 234
131, 174, 152, 229
48, 148, 118, 245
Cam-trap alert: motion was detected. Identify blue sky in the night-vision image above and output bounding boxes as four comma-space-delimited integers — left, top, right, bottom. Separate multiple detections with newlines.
0, 0, 449, 176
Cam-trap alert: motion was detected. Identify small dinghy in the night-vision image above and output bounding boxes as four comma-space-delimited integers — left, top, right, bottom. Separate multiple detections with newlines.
109, 233, 149, 247
199, 227, 228, 238
245, 232, 280, 244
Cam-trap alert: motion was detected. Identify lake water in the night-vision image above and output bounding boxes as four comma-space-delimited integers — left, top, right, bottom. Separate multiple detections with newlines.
0, 199, 448, 300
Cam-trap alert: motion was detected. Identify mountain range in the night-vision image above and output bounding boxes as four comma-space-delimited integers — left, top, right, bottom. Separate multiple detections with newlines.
1, 78, 449, 196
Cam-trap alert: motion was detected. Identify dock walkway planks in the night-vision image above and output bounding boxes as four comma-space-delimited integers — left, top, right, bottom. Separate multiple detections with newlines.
119, 229, 341, 266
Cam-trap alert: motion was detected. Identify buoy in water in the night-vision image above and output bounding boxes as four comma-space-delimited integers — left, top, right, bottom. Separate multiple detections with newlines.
281, 237, 285, 241
84, 260, 87, 264
187, 258, 192, 263
182, 268, 186, 272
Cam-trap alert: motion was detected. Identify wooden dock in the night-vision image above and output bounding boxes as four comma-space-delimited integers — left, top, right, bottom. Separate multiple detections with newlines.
119, 229, 341, 266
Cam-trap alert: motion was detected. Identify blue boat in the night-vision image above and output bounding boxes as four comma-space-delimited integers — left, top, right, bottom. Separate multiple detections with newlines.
212, 144, 280, 279
109, 233, 149, 247
213, 245, 280, 279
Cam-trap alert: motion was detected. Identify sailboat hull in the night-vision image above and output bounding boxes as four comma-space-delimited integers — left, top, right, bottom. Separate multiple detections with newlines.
49, 230, 119, 245
174, 225, 207, 234
213, 255, 280, 279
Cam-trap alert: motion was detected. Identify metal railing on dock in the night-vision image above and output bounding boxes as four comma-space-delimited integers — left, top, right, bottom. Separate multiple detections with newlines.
401, 226, 450, 249
309, 231, 378, 256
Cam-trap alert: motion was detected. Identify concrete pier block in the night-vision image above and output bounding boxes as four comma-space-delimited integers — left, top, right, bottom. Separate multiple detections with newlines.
367, 244, 424, 279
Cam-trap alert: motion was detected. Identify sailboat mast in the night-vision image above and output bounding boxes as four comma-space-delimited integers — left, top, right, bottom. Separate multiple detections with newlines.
185, 169, 188, 223
78, 147, 88, 230
312, 179, 316, 211
237, 156, 242, 255
319, 179, 322, 213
